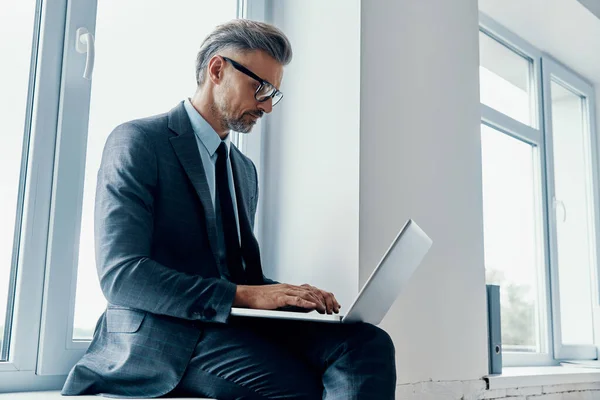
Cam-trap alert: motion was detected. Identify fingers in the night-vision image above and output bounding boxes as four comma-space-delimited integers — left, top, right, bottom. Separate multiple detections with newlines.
299, 284, 328, 313
300, 284, 340, 314
299, 289, 325, 312
322, 293, 334, 314
321, 289, 341, 313
319, 290, 340, 314
286, 290, 325, 313
319, 288, 340, 314
288, 295, 319, 310
314, 286, 333, 314
271, 284, 341, 314
333, 295, 341, 312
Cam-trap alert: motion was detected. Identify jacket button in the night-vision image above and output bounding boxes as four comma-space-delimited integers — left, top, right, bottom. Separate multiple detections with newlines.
203, 307, 216, 319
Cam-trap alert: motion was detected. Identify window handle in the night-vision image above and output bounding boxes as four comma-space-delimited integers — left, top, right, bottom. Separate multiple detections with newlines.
75, 27, 95, 80
553, 198, 567, 223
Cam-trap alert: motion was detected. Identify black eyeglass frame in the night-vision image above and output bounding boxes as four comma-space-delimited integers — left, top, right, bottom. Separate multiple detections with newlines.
221, 56, 284, 106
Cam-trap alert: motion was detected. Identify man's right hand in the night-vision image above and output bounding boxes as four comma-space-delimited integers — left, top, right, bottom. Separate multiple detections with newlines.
233, 284, 340, 314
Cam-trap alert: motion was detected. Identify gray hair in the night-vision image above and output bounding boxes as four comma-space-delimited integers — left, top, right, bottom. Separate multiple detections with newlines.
195, 19, 293, 86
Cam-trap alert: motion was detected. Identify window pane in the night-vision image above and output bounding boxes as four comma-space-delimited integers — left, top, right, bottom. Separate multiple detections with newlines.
550, 81, 595, 345
479, 31, 533, 126
73, 0, 238, 340
482, 125, 546, 353
0, 1, 38, 359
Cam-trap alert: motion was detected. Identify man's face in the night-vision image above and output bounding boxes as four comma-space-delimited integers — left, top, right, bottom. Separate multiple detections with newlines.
213, 50, 284, 133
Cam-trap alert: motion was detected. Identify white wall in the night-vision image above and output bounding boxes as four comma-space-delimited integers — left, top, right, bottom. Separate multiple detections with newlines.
259, 0, 361, 309
360, 0, 488, 384
260, 0, 488, 387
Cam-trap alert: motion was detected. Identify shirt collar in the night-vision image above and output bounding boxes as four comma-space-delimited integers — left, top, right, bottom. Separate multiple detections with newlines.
183, 98, 230, 157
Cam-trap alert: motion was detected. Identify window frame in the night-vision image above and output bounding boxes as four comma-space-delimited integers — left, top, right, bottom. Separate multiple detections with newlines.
541, 55, 600, 361
2, 0, 43, 364
480, 12, 600, 367
35, 0, 99, 375
480, 12, 554, 368
0, 0, 70, 392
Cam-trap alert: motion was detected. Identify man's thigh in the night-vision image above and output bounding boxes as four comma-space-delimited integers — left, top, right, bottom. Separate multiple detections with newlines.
242, 317, 396, 376
169, 317, 323, 400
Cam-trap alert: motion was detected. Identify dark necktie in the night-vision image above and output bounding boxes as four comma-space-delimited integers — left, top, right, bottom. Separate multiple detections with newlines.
216, 142, 246, 284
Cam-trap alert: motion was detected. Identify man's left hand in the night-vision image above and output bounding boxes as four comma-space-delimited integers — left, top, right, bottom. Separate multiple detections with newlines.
300, 284, 341, 314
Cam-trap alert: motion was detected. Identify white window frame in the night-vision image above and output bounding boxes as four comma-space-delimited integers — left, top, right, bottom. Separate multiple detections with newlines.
36, 0, 99, 375
0, 0, 72, 392
542, 55, 600, 361
480, 12, 554, 368
480, 12, 600, 367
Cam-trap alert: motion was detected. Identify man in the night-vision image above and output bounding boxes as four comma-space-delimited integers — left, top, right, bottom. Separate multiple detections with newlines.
62, 19, 396, 399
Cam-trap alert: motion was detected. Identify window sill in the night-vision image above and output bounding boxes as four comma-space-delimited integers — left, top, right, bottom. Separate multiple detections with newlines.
486, 366, 600, 390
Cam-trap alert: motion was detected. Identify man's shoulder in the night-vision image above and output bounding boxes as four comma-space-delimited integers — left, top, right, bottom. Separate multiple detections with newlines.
107, 111, 174, 149
118, 111, 170, 137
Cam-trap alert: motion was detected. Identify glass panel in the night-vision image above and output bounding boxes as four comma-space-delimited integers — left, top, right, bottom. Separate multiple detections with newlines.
73, 0, 238, 340
0, 1, 38, 360
479, 31, 533, 126
550, 81, 595, 345
482, 124, 545, 353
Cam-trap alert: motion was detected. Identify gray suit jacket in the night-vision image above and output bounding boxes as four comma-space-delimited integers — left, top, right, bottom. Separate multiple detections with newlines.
61, 101, 274, 398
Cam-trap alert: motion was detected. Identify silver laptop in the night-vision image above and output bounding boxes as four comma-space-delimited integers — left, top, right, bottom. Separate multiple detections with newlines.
230, 219, 433, 325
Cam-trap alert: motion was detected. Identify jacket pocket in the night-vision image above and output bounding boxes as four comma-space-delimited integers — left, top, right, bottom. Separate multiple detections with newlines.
106, 307, 146, 333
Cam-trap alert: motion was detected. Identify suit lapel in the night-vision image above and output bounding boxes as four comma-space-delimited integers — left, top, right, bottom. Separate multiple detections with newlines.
230, 149, 264, 285
167, 102, 221, 268
229, 148, 253, 224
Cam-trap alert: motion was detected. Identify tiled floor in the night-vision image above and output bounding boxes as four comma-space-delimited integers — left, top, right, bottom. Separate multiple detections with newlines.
0, 391, 214, 399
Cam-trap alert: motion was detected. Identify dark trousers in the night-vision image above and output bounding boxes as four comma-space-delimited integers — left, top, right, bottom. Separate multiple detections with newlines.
164, 316, 397, 400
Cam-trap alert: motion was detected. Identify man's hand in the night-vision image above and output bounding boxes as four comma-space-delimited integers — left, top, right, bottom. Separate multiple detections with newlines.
300, 284, 341, 314
233, 283, 341, 314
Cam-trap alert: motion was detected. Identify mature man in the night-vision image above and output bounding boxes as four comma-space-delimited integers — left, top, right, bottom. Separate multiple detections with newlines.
61, 19, 396, 399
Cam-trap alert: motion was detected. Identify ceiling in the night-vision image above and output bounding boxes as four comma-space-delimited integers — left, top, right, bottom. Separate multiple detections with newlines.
479, 0, 600, 85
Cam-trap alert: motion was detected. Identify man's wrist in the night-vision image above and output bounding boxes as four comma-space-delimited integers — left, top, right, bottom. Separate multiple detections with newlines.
233, 285, 249, 307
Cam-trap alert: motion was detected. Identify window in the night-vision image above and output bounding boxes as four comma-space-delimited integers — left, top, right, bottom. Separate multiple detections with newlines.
72, 0, 238, 341
550, 81, 595, 345
479, 31, 534, 127
0, 0, 40, 362
37, 0, 245, 375
481, 124, 546, 354
480, 13, 599, 366
543, 59, 599, 360
0, 0, 262, 391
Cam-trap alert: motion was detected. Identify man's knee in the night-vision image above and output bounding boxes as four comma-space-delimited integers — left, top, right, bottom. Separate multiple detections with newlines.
347, 323, 397, 385
358, 323, 394, 348
350, 323, 396, 361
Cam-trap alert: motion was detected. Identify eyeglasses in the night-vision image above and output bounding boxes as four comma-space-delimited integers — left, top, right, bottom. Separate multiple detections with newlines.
221, 56, 284, 107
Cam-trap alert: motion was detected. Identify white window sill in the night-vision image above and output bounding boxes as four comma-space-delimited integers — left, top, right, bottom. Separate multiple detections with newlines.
486, 366, 600, 390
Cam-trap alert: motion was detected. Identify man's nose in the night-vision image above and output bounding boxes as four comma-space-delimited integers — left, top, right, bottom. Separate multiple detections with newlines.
258, 98, 273, 114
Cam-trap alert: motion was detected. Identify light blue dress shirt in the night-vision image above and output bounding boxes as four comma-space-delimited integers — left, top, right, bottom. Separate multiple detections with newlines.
183, 98, 241, 246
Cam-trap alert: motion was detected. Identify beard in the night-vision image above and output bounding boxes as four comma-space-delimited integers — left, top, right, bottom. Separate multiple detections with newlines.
212, 97, 263, 134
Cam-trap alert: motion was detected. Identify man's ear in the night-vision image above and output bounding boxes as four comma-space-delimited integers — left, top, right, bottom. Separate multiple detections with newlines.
207, 55, 225, 85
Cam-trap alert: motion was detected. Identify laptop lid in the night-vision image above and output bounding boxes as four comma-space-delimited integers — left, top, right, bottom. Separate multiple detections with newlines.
341, 219, 432, 325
